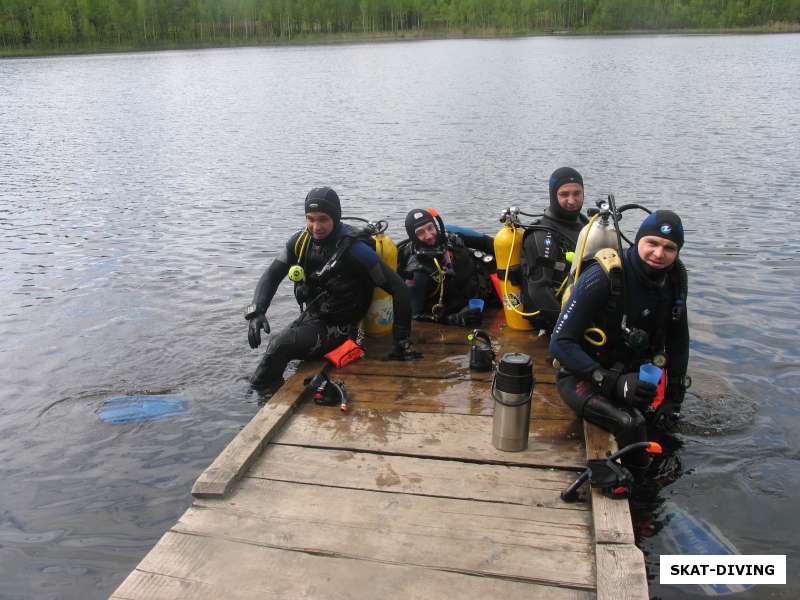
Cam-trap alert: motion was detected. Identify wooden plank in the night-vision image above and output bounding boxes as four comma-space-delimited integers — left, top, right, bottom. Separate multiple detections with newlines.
184, 478, 596, 589
190, 360, 323, 498
349, 344, 557, 384
310, 373, 572, 419
595, 544, 648, 600
248, 444, 588, 510
275, 410, 584, 469
112, 532, 594, 600
583, 421, 635, 545
583, 422, 646, 597
407, 312, 548, 348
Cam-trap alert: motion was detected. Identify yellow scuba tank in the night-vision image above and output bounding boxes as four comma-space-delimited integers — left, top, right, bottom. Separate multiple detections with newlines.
363, 230, 397, 336
494, 207, 534, 331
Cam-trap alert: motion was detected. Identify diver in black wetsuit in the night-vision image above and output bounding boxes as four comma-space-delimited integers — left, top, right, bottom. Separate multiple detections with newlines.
245, 187, 420, 389
520, 167, 588, 333
549, 210, 690, 477
397, 208, 497, 327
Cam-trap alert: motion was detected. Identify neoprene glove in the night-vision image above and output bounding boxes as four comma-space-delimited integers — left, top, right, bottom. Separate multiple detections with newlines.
444, 306, 482, 327
615, 373, 657, 409
383, 338, 424, 361
653, 386, 687, 431
247, 314, 270, 349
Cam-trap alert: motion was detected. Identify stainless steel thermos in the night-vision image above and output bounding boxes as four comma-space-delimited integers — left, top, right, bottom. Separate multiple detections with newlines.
491, 353, 535, 451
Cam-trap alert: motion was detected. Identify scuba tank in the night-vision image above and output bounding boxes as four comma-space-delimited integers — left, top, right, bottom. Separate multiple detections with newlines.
561, 200, 620, 307
570, 206, 618, 278
362, 220, 397, 336
494, 207, 534, 331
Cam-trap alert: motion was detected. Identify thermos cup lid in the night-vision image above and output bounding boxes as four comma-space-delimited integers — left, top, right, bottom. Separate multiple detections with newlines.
498, 353, 532, 376
493, 353, 535, 397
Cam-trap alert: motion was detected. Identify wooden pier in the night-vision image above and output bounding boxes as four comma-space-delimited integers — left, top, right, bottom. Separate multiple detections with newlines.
111, 313, 648, 599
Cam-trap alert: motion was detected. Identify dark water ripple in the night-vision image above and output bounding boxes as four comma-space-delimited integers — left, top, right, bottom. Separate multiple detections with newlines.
1, 35, 800, 599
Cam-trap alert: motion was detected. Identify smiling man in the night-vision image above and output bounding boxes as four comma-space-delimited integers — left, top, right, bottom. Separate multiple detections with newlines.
549, 210, 690, 481
245, 187, 419, 389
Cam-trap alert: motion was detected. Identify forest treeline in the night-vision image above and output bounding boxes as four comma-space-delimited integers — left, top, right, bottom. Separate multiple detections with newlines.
2, 0, 799, 51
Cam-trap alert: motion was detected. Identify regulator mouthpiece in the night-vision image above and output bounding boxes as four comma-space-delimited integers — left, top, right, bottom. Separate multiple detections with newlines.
288, 265, 305, 282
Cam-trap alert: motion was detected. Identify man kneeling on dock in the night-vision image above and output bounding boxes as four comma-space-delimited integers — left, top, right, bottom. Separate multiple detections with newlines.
549, 210, 690, 481
245, 187, 421, 389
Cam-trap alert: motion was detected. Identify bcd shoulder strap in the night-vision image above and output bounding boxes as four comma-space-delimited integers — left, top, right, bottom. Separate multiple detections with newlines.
594, 248, 623, 314
561, 247, 622, 309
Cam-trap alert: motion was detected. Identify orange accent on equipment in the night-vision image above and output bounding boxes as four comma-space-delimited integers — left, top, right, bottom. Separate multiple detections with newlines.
325, 339, 364, 368
490, 273, 503, 304
646, 442, 664, 454
650, 370, 668, 410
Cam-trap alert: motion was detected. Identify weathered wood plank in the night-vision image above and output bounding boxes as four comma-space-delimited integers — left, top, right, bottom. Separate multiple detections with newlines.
306, 373, 572, 419
346, 345, 557, 384
407, 313, 548, 349
583, 421, 635, 545
190, 360, 323, 498
595, 543, 648, 600
184, 478, 596, 588
112, 532, 594, 600
248, 444, 588, 510
275, 410, 584, 469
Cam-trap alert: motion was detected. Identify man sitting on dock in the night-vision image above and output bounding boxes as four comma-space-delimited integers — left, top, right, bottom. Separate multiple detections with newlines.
549, 210, 690, 478
245, 187, 420, 389
398, 208, 497, 327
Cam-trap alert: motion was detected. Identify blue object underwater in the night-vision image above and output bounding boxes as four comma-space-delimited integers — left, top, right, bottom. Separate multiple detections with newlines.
98, 395, 186, 424
660, 501, 754, 596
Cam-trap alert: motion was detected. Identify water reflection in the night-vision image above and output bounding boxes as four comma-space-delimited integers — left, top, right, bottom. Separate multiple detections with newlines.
1, 34, 800, 598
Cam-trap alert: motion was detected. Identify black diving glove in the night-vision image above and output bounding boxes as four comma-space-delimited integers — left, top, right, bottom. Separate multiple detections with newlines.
653, 386, 687, 431
615, 373, 657, 409
247, 314, 270, 349
444, 306, 482, 327
383, 338, 423, 361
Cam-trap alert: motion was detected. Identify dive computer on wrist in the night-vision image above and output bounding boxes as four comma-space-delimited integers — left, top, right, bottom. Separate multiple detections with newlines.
244, 303, 259, 320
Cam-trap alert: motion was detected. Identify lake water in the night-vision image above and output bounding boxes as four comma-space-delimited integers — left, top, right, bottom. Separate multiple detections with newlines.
1, 34, 799, 599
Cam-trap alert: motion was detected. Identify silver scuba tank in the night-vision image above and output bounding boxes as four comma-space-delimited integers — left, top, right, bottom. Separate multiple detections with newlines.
569, 212, 619, 277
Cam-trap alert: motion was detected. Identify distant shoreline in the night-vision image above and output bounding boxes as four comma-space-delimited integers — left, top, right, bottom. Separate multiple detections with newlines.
2, 24, 798, 59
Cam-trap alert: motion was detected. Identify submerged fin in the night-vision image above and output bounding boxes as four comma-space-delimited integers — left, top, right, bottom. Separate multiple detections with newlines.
98, 395, 186, 425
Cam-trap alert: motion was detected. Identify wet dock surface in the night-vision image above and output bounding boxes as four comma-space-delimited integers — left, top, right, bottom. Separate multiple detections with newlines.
111, 313, 647, 599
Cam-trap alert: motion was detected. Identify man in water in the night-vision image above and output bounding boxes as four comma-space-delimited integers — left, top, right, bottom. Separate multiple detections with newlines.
549, 210, 690, 478
397, 208, 497, 327
520, 167, 588, 333
245, 187, 420, 388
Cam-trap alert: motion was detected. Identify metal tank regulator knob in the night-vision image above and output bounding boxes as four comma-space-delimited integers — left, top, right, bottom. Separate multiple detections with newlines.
499, 208, 510, 223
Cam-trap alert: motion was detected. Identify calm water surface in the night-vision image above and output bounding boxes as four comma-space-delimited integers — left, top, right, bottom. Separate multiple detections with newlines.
1, 34, 799, 599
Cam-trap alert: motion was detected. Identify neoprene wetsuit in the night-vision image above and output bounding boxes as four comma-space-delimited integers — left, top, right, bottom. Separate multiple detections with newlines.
549, 245, 689, 466
521, 208, 587, 333
397, 229, 496, 320
250, 223, 411, 388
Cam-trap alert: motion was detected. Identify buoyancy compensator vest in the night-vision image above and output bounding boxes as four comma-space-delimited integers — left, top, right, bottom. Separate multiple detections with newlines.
399, 232, 489, 318
577, 246, 688, 371
519, 212, 585, 330
291, 224, 376, 325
